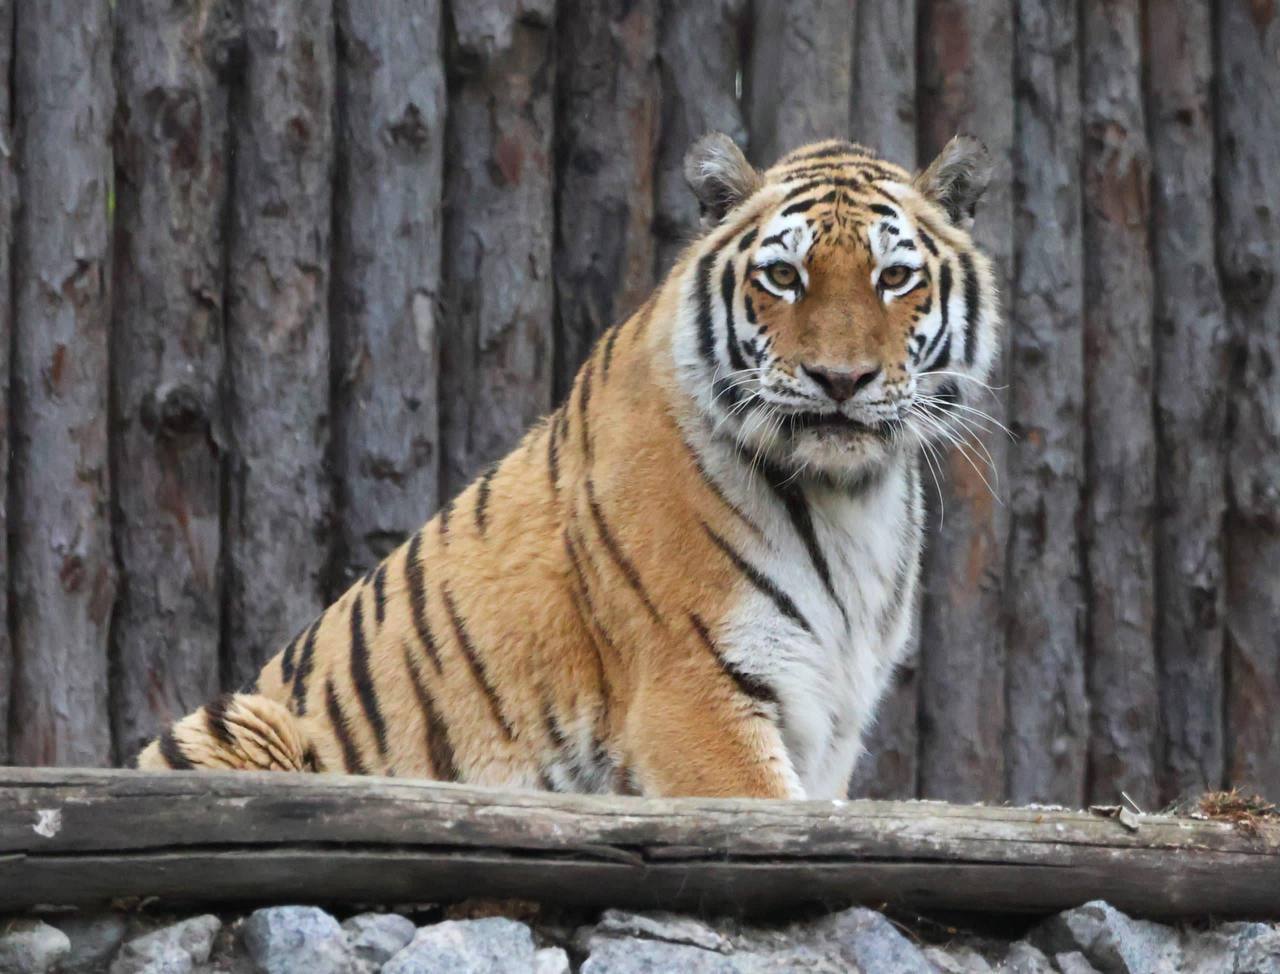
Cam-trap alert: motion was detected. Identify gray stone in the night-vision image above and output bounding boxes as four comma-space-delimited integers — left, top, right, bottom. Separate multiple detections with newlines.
53, 913, 129, 973
0, 920, 71, 974
593, 910, 731, 953
1181, 922, 1280, 974
341, 913, 415, 967
534, 946, 571, 974
383, 918, 535, 974
925, 944, 996, 973
814, 907, 936, 973
110, 915, 221, 974
1030, 901, 1181, 974
1055, 952, 1102, 974
581, 936, 746, 973
241, 907, 358, 974
996, 942, 1055, 973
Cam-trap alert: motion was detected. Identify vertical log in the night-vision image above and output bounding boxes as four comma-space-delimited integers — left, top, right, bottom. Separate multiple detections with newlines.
654, 0, 749, 274
1005, 0, 1088, 806
553, 0, 659, 397
1146, 0, 1228, 802
331, 0, 445, 589
744, 0, 854, 165
10, 0, 116, 765
224, 0, 335, 688
915, 0, 1015, 804
848, 0, 920, 801
1079, 0, 1157, 807
110, 0, 232, 764
439, 0, 556, 498
0, 0, 12, 764
1217, 0, 1280, 799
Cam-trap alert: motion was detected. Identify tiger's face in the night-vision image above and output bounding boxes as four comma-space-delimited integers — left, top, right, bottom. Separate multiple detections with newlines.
678, 135, 1001, 483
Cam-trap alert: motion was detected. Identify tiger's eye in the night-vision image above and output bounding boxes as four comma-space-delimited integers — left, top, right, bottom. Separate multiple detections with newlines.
765, 263, 799, 289
879, 265, 912, 289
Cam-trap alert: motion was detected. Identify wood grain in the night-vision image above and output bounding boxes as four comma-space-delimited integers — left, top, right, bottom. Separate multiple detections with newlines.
0, 0, 13, 764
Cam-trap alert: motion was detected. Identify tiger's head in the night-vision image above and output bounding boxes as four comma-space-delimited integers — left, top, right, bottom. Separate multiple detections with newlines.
674, 134, 1001, 483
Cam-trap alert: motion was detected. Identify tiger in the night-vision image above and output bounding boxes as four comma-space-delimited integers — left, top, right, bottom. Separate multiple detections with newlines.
139, 132, 1000, 799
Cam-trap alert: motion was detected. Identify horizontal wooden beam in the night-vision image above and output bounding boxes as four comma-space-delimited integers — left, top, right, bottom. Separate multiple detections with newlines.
2, 769, 1278, 917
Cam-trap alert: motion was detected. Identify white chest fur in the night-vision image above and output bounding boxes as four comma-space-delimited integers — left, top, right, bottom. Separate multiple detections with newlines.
708, 445, 923, 798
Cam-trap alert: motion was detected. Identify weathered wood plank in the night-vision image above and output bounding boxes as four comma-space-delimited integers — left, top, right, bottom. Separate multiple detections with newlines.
554, 0, 659, 397
330, 0, 445, 589
223, 0, 336, 688
1, 770, 1277, 917
110, 0, 231, 765
0, 0, 14, 765
1217, 0, 1280, 799
654, 0, 749, 273
1080, 0, 1158, 808
439, 0, 556, 498
1146, 0, 1229, 803
915, 0, 1015, 804
9, 0, 117, 766
744, 0, 854, 165
1004, 0, 1088, 806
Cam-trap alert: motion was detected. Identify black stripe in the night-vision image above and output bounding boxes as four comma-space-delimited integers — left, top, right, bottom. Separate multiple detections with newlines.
372, 562, 388, 628
933, 331, 953, 370
159, 729, 194, 770
701, 521, 813, 635
761, 465, 847, 625
547, 415, 561, 490
204, 694, 237, 752
441, 587, 515, 740
585, 480, 662, 624
959, 251, 981, 365
578, 356, 595, 462
439, 497, 454, 538
325, 677, 369, 775
402, 642, 459, 781
695, 251, 718, 371
737, 228, 758, 251
682, 436, 763, 538
405, 531, 443, 673
475, 464, 497, 534
689, 613, 779, 708
921, 260, 953, 366
894, 239, 917, 252
866, 183, 905, 208
782, 175, 862, 200
291, 617, 322, 716
280, 626, 304, 683
870, 203, 897, 218
602, 325, 621, 378
542, 698, 570, 750
782, 142, 869, 164
759, 231, 787, 248
349, 593, 388, 758
563, 531, 620, 679
720, 261, 749, 375
916, 227, 938, 256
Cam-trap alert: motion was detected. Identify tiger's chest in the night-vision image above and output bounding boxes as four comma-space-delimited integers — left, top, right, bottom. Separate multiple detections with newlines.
714, 455, 922, 798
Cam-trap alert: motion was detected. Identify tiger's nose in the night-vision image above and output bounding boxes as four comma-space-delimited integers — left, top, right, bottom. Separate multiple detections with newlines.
803, 364, 881, 403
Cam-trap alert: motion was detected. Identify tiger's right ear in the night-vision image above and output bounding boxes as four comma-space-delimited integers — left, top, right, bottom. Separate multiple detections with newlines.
684, 133, 761, 228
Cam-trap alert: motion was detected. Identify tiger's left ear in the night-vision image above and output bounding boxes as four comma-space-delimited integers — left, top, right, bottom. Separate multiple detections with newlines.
684, 133, 762, 228
914, 135, 993, 230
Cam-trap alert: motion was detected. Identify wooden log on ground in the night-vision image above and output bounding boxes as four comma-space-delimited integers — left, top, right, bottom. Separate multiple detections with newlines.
554, 0, 659, 397
439, 0, 556, 498
9, 0, 117, 766
1, 769, 1278, 918
654, 0, 749, 273
110, 0, 231, 765
1217, 0, 1280, 799
330, 0, 446, 590
1080, 0, 1158, 808
223, 0, 336, 688
0, 0, 13, 764
1146, 0, 1228, 804
744, 0, 854, 165
1005, 0, 1088, 807
915, 0, 1015, 804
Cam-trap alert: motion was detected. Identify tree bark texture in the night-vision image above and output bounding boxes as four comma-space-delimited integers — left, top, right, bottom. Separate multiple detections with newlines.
1079, 0, 1158, 808
915, 0, 1015, 804
109, 0, 233, 766
330, 0, 446, 591
439, 0, 556, 499
745, 0, 854, 166
1145, 0, 1229, 804
654, 0, 749, 274
847, 0, 920, 801
1005, 0, 1088, 806
1217, 0, 1280, 799
0, 0, 12, 764
9, 0, 117, 766
553, 0, 659, 398
223, 0, 336, 689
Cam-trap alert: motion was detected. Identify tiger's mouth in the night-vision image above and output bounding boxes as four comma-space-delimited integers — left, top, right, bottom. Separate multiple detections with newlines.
784, 411, 901, 440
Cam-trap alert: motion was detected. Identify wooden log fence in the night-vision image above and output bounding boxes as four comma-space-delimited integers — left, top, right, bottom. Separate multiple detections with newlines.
1, 769, 1278, 917
0, 0, 1276, 809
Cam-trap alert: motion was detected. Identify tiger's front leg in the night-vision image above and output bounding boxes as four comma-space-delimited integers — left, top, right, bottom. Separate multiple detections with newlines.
624, 678, 803, 799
